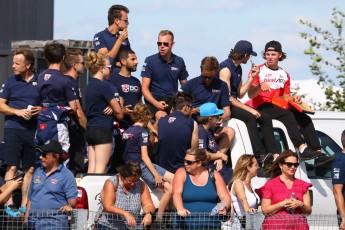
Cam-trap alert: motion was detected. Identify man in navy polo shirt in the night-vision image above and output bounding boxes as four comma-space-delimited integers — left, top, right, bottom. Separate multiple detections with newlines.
93, 4, 131, 71
24, 140, 77, 229
62, 49, 87, 174
141, 30, 189, 124
0, 48, 40, 217
180, 56, 235, 172
155, 92, 198, 173
36, 41, 77, 154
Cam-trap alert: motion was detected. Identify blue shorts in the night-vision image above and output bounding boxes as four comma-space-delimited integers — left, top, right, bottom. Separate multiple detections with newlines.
3, 128, 36, 169
140, 162, 166, 189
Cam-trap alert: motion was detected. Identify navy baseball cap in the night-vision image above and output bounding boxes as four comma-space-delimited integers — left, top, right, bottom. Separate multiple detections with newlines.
199, 102, 224, 117
233, 40, 257, 56
36, 140, 63, 154
265, 40, 283, 52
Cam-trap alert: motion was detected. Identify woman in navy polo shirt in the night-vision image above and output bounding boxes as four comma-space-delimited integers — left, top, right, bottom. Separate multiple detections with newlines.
85, 52, 123, 173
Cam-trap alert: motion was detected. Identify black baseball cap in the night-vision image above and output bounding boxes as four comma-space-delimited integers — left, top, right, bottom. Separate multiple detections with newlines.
36, 140, 63, 154
233, 40, 257, 56
265, 40, 282, 52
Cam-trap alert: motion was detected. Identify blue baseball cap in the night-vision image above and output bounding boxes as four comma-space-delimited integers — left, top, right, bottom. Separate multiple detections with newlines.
233, 40, 257, 56
199, 102, 224, 117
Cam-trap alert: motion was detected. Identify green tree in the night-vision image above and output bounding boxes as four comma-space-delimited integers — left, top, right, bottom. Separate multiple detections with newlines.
299, 7, 345, 111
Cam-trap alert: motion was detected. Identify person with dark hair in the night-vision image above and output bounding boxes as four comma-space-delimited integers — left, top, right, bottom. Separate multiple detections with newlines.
219, 40, 277, 168
196, 102, 233, 184
155, 92, 198, 173
62, 49, 87, 174
141, 30, 189, 124
93, 4, 131, 71
24, 140, 77, 229
259, 150, 312, 229
181, 56, 235, 174
0, 47, 40, 216
248, 40, 333, 167
173, 148, 231, 229
332, 130, 345, 229
122, 103, 173, 222
94, 161, 155, 229
36, 41, 77, 155
84, 51, 123, 174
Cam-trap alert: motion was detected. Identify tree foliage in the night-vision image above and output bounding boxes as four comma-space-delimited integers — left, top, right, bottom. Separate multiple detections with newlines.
299, 7, 345, 111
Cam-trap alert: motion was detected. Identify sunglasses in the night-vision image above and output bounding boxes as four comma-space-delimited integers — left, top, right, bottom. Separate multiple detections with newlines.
184, 159, 198, 165
39, 152, 52, 158
282, 162, 300, 168
157, 42, 170, 47
104, 65, 113, 73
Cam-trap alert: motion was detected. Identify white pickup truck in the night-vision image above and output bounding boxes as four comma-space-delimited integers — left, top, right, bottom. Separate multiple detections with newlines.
75, 111, 345, 217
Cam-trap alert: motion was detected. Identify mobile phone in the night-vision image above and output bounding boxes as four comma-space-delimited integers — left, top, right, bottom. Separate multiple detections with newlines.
7, 172, 25, 181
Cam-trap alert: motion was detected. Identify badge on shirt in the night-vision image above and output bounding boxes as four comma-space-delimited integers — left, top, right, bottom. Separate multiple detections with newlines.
168, 117, 176, 123
333, 167, 340, 179
34, 176, 42, 184
51, 178, 58, 184
44, 74, 51, 81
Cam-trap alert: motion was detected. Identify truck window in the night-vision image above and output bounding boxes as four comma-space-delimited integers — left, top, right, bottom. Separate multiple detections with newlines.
305, 131, 341, 179
257, 128, 289, 178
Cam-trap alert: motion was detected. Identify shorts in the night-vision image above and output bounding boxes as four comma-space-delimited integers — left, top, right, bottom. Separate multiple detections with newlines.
3, 128, 36, 169
86, 127, 113, 145
140, 162, 166, 189
145, 96, 173, 118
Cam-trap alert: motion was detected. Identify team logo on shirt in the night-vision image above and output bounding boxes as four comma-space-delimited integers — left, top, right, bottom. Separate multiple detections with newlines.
44, 74, 51, 81
198, 139, 204, 149
51, 178, 58, 184
122, 84, 130, 93
333, 168, 340, 179
32, 82, 37, 86
34, 176, 42, 184
171, 67, 179, 71
168, 117, 176, 123
121, 84, 140, 93
142, 132, 148, 143
208, 140, 216, 149
212, 89, 220, 93
122, 133, 134, 140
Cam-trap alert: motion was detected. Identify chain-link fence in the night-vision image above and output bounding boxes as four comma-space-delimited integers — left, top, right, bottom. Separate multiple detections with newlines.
0, 209, 340, 229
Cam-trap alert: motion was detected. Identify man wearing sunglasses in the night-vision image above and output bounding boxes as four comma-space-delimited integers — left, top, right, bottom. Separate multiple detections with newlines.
93, 4, 131, 72
24, 140, 77, 229
62, 49, 87, 174
180, 56, 234, 171
141, 30, 189, 126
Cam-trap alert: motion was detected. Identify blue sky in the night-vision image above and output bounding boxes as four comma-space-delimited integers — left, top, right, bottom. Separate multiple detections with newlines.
54, 0, 344, 84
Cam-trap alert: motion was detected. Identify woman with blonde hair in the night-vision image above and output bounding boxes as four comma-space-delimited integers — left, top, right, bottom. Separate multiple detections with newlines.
122, 103, 174, 223
173, 148, 231, 229
227, 154, 260, 229
84, 51, 123, 173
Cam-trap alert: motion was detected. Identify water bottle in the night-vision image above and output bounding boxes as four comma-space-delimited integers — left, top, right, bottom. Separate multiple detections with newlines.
289, 192, 295, 214
210, 200, 226, 216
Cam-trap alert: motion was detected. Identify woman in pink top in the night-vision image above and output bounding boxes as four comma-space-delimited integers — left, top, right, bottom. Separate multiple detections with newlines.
259, 150, 312, 230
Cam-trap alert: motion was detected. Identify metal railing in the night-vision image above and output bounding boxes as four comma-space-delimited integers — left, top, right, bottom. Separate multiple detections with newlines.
0, 209, 340, 229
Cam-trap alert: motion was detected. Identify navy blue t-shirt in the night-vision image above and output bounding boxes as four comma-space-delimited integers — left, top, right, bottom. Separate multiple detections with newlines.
180, 76, 231, 108
65, 75, 83, 105
38, 69, 76, 106
198, 124, 219, 168
0, 74, 40, 130
141, 53, 189, 98
108, 73, 142, 127
93, 28, 131, 67
155, 111, 194, 173
122, 125, 149, 164
85, 78, 116, 128
218, 58, 243, 98
332, 153, 345, 201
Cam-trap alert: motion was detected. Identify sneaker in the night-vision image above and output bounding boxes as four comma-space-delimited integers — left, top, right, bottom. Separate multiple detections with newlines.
19, 206, 26, 213
314, 154, 334, 169
299, 147, 322, 161
5, 204, 20, 217
260, 153, 274, 169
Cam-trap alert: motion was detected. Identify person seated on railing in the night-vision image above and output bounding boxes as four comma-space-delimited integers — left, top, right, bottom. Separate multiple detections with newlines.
227, 154, 260, 229
173, 148, 231, 229
94, 161, 155, 229
259, 150, 312, 229
24, 140, 77, 229
0, 175, 22, 205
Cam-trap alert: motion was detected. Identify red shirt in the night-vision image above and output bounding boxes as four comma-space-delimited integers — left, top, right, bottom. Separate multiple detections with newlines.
251, 64, 291, 108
